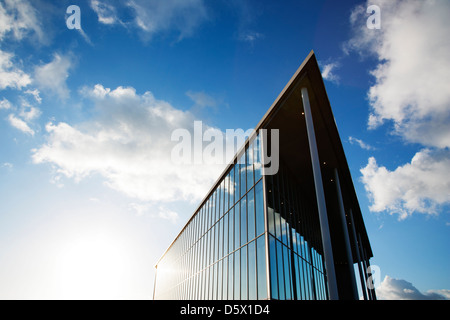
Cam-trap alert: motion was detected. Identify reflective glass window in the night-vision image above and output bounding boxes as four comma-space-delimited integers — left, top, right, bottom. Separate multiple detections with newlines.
248, 240, 257, 300
234, 203, 240, 251
223, 212, 229, 255
255, 181, 265, 236
229, 206, 234, 253
241, 245, 248, 300
246, 144, 254, 192
277, 241, 285, 300
254, 135, 262, 183
234, 249, 240, 300
239, 153, 246, 199
228, 253, 234, 299
230, 166, 235, 206
222, 255, 228, 299
269, 235, 278, 300
247, 187, 255, 241
240, 196, 247, 246
218, 218, 223, 259
256, 235, 268, 299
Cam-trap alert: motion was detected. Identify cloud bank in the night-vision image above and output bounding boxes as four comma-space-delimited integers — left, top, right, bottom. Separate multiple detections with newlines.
376, 276, 450, 300
32, 84, 227, 204
348, 0, 450, 218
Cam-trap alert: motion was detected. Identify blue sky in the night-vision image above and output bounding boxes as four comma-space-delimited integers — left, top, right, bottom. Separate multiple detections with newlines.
0, 0, 449, 299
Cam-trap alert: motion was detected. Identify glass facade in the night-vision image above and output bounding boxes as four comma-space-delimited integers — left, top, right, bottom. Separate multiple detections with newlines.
265, 162, 327, 300
154, 135, 269, 300
154, 134, 329, 300
154, 52, 375, 300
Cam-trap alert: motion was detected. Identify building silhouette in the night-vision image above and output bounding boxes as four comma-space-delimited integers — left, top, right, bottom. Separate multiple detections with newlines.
153, 51, 376, 300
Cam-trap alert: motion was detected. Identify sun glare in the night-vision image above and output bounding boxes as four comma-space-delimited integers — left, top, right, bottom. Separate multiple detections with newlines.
54, 231, 131, 299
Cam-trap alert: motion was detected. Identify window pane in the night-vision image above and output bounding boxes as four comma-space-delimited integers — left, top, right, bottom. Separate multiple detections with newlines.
255, 180, 265, 236
234, 249, 240, 300
283, 245, 292, 300
234, 203, 240, 251
225, 172, 229, 212
277, 241, 285, 300
241, 245, 248, 300
256, 235, 268, 300
228, 253, 234, 299
269, 235, 278, 300
223, 255, 228, 299
240, 196, 247, 246
218, 218, 223, 259
239, 153, 246, 199
218, 260, 223, 300
247, 187, 256, 241
248, 240, 257, 300
275, 210, 282, 242
224, 212, 229, 255
230, 166, 235, 206
254, 135, 262, 182
246, 144, 254, 191
229, 207, 234, 253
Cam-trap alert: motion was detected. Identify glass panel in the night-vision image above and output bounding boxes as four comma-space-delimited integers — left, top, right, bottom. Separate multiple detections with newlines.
256, 235, 268, 300
224, 174, 229, 214
283, 245, 292, 300
240, 195, 247, 246
255, 180, 265, 236
248, 240, 257, 300
268, 207, 275, 236
229, 207, 234, 253
239, 152, 246, 199
218, 181, 223, 220
235, 161, 241, 203
277, 241, 285, 300
218, 260, 223, 300
280, 215, 287, 246
224, 212, 229, 255
241, 245, 248, 300
218, 218, 223, 259
247, 187, 256, 241
254, 134, 262, 183
223, 255, 228, 299
234, 249, 240, 300
246, 144, 254, 192
269, 235, 278, 300
234, 204, 240, 251
275, 210, 282, 242
230, 166, 235, 206
213, 263, 217, 300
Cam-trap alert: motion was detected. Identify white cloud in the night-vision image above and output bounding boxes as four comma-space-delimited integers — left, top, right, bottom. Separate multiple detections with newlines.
34, 54, 72, 100
0, 98, 12, 110
32, 84, 226, 204
360, 149, 450, 219
25, 89, 42, 104
7, 113, 34, 136
320, 62, 340, 84
376, 276, 449, 300
348, 136, 375, 150
238, 31, 264, 45
0, 0, 44, 42
0, 50, 31, 90
346, 1, 450, 217
90, 0, 120, 25
126, 0, 208, 41
186, 90, 220, 110
347, 0, 450, 149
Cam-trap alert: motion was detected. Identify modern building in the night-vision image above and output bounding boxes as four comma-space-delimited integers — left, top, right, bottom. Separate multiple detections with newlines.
153, 51, 376, 300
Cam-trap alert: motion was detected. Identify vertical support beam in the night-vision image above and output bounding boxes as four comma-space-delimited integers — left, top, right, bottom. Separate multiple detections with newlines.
301, 87, 339, 300
260, 131, 272, 300
348, 209, 368, 300
333, 168, 359, 299
153, 265, 158, 300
